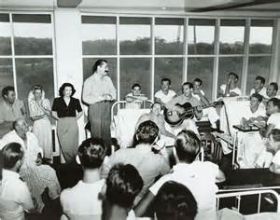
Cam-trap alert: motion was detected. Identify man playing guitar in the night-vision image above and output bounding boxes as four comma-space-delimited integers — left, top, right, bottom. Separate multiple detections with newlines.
165, 82, 202, 135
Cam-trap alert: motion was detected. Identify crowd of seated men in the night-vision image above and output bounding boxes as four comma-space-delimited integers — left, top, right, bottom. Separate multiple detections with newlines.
0, 58, 280, 219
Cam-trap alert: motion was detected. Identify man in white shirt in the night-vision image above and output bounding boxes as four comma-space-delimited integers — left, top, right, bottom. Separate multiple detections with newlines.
218, 72, 241, 97
125, 83, 148, 109
268, 129, 280, 174
0, 142, 34, 220
135, 130, 225, 218
237, 94, 267, 168
0, 119, 61, 212
101, 121, 170, 203
264, 98, 280, 137
60, 138, 107, 220
250, 76, 268, 99
154, 78, 176, 107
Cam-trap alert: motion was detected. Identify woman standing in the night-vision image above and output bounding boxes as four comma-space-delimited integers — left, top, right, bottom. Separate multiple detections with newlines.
28, 85, 53, 162
52, 83, 82, 163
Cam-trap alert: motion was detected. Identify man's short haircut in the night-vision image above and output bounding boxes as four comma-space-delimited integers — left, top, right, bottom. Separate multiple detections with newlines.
250, 93, 263, 103
270, 129, 280, 142
2, 86, 15, 98
92, 59, 108, 73
154, 181, 198, 220
182, 82, 193, 90
228, 72, 239, 81
151, 102, 161, 109
59, 83, 76, 97
131, 83, 141, 90
175, 130, 201, 163
193, 78, 202, 86
78, 138, 106, 169
135, 120, 159, 145
270, 82, 278, 92
2, 142, 24, 169
161, 78, 171, 85
106, 164, 143, 208
268, 98, 280, 110
256, 76, 265, 85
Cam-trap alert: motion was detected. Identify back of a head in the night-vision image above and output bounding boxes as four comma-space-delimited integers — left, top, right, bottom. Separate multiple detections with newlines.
134, 120, 159, 145
106, 164, 143, 208
175, 130, 201, 163
154, 181, 198, 220
78, 138, 106, 169
2, 142, 24, 169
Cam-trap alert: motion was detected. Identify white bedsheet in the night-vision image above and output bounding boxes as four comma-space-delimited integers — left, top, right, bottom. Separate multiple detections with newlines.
112, 108, 150, 148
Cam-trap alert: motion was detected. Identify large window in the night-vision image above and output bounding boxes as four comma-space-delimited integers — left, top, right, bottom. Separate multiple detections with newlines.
0, 13, 55, 102
81, 15, 276, 101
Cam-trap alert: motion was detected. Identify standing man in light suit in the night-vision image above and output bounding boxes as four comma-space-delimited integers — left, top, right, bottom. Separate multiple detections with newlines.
82, 59, 116, 147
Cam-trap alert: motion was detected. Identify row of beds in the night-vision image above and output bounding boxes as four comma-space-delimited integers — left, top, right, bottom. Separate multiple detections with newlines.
109, 98, 280, 217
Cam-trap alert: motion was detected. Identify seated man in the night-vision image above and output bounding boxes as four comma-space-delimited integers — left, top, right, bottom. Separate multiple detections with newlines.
137, 102, 175, 139
0, 142, 34, 219
264, 98, 280, 137
266, 82, 279, 100
268, 129, 280, 173
218, 72, 241, 97
125, 83, 148, 109
60, 138, 107, 220
237, 94, 268, 168
154, 78, 177, 107
192, 78, 210, 106
250, 76, 268, 99
165, 82, 202, 135
154, 181, 198, 220
240, 93, 266, 127
103, 164, 144, 220
101, 120, 170, 204
0, 86, 26, 137
0, 118, 61, 212
193, 78, 220, 129
135, 130, 225, 218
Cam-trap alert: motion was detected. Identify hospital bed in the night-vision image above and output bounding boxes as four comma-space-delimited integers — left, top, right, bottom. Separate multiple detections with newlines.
110, 100, 153, 148
216, 189, 280, 216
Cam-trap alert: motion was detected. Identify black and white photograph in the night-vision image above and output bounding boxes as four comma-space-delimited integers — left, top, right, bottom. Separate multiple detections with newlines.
1, 0, 280, 219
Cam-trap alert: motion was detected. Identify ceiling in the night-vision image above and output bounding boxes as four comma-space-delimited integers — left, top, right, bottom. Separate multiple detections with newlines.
0, 0, 280, 13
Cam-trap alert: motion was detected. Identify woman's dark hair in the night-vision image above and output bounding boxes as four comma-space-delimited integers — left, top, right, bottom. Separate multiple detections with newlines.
154, 181, 198, 220
133, 120, 159, 146
92, 59, 108, 74
2, 142, 24, 169
59, 83, 76, 97
106, 164, 143, 208
78, 138, 106, 169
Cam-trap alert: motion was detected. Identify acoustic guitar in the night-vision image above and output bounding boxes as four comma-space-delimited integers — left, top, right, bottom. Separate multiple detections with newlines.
164, 100, 224, 126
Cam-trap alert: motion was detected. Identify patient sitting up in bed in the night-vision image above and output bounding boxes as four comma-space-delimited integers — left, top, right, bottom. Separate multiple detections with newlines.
136, 102, 175, 139
240, 93, 266, 129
